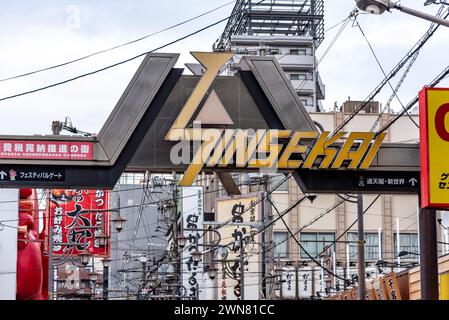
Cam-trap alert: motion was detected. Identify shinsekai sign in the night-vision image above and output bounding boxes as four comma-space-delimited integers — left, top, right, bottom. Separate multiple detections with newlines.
165, 52, 386, 186
420, 87, 449, 208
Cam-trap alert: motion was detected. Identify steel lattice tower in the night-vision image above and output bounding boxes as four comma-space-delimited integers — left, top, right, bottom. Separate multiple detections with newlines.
213, 0, 324, 51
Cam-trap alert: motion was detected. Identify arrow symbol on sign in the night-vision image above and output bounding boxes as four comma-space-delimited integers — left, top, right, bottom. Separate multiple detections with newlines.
409, 178, 418, 186
0, 171, 7, 180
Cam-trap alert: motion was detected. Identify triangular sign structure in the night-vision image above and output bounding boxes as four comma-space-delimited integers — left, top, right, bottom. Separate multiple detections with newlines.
194, 90, 234, 126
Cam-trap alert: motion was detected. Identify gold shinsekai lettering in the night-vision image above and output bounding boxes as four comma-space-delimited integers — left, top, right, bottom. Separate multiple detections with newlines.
206, 129, 235, 167
331, 132, 376, 169
179, 128, 223, 186
248, 130, 291, 168
359, 133, 387, 169
302, 132, 347, 169
178, 129, 385, 186
278, 131, 319, 169
218, 129, 266, 167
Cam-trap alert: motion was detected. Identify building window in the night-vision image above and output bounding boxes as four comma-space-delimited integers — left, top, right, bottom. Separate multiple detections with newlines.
273, 232, 289, 258
394, 233, 419, 259
290, 49, 307, 55
290, 73, 308, 81
347, 233, 380, 261
270, 49, 279, 55
300, 232, 335, 259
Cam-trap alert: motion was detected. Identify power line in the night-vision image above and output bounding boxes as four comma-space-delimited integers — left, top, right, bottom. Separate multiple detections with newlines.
354, 18, 419, 129
267, 197, 351, 285
294, 8, 356, 92
0, 0, 236, 83
376, 63, 449, 135
330, 6, 449, 137
0, 0, 268, 102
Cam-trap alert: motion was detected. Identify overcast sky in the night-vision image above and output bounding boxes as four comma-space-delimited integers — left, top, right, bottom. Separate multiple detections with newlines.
1, 0, 448, 135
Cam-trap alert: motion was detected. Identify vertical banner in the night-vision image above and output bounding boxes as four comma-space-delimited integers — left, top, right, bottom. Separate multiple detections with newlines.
216, 194, 262, 300
383, 272, 403, 300
47, 189, 110, 256
0, 189, 19, 300
281, 266, 297, 299
297, 267, 313, 299
313, 266, 328, 298
180, 186, 204, 300
372, 274, 389, 300
419, 87, 449, 208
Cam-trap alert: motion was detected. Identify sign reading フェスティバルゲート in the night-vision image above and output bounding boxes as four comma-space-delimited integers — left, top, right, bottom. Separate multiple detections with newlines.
419, 87, 449, 208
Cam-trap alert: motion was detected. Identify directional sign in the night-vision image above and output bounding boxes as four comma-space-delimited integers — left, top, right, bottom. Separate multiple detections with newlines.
295, 170, 420, 194
0, 167, 65, 183
420, 87, 449, 208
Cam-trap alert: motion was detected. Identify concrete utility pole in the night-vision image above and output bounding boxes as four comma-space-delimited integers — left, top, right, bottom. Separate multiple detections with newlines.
419, 205, 439, 300
262, 175, 273, 299
357, 194, 366, 300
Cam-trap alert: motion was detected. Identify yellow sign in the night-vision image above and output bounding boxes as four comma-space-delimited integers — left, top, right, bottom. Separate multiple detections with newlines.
419, 87, 449, 208
166, 52, 386, 186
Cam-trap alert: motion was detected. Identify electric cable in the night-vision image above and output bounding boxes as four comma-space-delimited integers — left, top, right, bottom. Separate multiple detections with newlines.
354, 18, 419, 129
330, 6, 449, 137
0, 0, 268, 102
0, 0, 237, 83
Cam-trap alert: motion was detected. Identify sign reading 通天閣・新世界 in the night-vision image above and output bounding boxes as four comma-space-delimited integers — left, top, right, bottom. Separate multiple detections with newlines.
164, 52, 386, 187
420, 87, 449, 208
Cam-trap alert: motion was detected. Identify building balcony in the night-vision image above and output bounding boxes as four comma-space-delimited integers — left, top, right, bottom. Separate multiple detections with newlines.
277, 54, 315, 69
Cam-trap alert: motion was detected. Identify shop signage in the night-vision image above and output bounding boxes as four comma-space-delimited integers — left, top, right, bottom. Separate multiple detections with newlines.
47, 189, 110, 256
420, 87, 449, 208
0, 140, 93, 160
165, 52, 386, 186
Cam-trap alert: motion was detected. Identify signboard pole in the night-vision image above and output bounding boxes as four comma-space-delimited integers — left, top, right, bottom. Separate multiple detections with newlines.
419, 205, 439, 300
48, 227, 53, 300
240, 238, 245, 300
357, 194, 366, 300
0, 189, 19, 300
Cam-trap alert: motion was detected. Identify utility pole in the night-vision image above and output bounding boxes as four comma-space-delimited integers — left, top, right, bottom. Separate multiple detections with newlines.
103, 264, 109, 300
419, 194, 439, 300
262, 175, 273, 299
240, 237, 245, 300
357, 194, 366, 300
48, 227, 53, 300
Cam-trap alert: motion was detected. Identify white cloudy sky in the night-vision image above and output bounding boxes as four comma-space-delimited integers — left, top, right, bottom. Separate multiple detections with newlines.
1, 0, 448, 135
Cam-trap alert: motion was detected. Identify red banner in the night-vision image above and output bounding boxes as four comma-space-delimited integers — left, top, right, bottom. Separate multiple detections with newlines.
0, 140, 93, 160
47, 189, 110, 257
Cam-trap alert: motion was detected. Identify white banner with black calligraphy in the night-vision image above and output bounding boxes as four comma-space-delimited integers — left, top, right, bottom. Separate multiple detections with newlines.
180, 186, 204, 300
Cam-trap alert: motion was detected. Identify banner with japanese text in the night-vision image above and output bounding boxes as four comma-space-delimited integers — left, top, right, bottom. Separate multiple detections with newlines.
47, 189, 110, 257
215, 193, 262, 300
179, 186, 205, 300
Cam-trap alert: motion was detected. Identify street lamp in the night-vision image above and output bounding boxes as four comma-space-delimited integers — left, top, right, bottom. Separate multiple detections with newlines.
205, 266, 218, 280
96, 233, 109, 247
102, 258, 111, 300
88, 271, 98, 283
191, 249, 202, 263
112, 214, 127, 233
79, 251, 92, 266
177, 235, 187, 249
355, 0, 449, 27
397, 250, 420, 258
